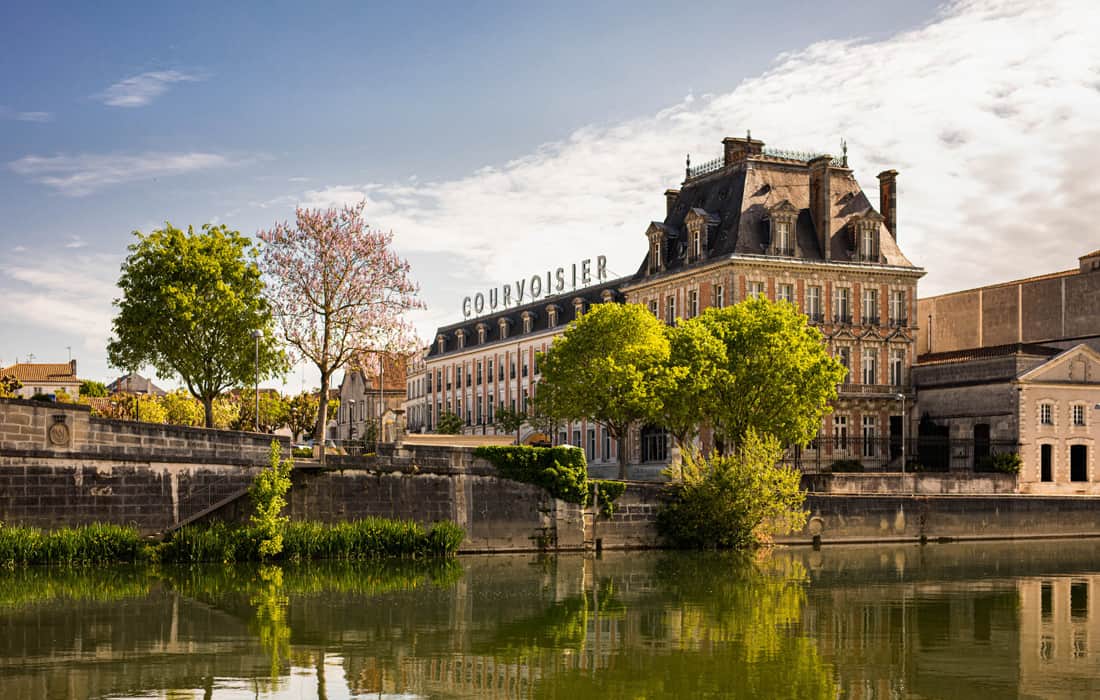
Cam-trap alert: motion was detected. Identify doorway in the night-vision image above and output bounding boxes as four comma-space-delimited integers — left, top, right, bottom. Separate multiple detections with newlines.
973, 423, 991, 468
1041, 444, 1053, 482
1071, 445, 1088, 482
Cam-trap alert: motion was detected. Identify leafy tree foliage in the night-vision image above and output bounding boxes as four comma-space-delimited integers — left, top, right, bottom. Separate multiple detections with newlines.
534, 303, 669, 479
692, 297, 846, 448
250, 441, 293, 559
0, 375, 21, 398
257, 203, 422, 449
107, 224, 285, 428
436, 410, 463, 435
285, 392, 334, 442
234, 390, 290, 433
161, 389, 205, 426
657, 429, 808, 549
493, 404, 526, 441
79, 380, 108, 397
654, 320, 725, 450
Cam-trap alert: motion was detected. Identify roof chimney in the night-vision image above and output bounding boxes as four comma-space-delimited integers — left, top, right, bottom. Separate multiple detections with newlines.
722, 132, 764, 166
664, 189, 680, 217
69, 359, 77, 377
808, 156, 833, 260
878, 170, 898, 238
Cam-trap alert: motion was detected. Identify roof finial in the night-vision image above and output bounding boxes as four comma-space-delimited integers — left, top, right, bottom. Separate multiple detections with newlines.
685, 153, 691, 179
746, 129, 751, 142
841, 139, 848, 167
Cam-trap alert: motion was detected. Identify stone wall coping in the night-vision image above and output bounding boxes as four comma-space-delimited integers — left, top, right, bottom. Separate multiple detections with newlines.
89, 416, 286, 445
0, 396, 91, 412
0, 446, 274, 466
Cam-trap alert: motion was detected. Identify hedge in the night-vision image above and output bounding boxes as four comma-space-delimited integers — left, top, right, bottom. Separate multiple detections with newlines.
474, 445, 625, 515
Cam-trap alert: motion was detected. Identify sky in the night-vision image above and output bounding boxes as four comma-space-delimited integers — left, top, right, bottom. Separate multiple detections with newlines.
2, 0, 1099, 392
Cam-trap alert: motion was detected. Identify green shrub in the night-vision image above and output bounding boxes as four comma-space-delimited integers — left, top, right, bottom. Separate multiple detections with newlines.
291, 447, 313, 458
657, 430, 808, 550
475, 445, 588, 503
250, 442, 294, 559
0, 523, 146, 566
829, 459, 864, 473
977, 452, 1022, 474
593, 480, 627, 517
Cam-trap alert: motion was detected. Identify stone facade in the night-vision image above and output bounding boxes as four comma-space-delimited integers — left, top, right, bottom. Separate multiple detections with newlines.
622, 134, 925, 466
334, 353, 407, 442
403, 347, 428, 433
918, 250, 1100, 356
914, 344, 1100, 493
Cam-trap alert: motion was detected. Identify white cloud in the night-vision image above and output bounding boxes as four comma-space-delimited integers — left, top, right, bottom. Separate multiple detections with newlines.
95, 70, 202, 108
0, 106, 53, 122
64, 235, 87, 249
273, 0, 1100, 331
8, 151, 236, 196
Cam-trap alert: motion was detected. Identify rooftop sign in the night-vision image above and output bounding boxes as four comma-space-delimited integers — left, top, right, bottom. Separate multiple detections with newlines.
462, 255, 608, 320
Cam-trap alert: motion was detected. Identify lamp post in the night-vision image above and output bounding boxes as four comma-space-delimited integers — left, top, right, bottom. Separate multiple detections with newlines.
250, 330, 262, 432
896, 391, 907, 477
378, 354, 384, 451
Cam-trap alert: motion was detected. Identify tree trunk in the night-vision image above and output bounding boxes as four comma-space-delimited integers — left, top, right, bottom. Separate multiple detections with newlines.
615, 425, 629, 480
203, 396, 214, 429
315, 370, 330, 463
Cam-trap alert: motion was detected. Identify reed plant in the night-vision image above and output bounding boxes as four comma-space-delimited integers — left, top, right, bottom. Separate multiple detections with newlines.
0, 523, 146, 566
157, 518, 465, 564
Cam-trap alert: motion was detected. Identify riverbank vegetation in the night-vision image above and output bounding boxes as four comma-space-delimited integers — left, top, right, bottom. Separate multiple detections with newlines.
474, 445, 626, 516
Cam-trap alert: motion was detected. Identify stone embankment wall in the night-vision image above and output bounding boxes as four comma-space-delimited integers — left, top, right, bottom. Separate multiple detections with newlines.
0, 398, 284, 533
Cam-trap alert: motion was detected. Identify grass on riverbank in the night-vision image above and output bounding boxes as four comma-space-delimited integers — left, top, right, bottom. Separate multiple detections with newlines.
0, 518, 465, 567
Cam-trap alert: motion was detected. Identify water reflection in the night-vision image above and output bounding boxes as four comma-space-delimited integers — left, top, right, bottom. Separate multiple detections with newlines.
2, 540, 1100, 698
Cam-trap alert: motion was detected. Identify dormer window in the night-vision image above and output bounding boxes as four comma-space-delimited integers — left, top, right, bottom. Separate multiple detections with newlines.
437, 335, 445, 354
573, 298, 585, 317
476, 323, 488, 344
498, 318, 510, 340
546, 304, 560, 327
521, 311, 535, 333
645, 222, 670, 274
767, 200, 798, 256
601, 289, 615, 304
455, 329, 465, 350
849, 212, 883, 262
684, 209, 712, 263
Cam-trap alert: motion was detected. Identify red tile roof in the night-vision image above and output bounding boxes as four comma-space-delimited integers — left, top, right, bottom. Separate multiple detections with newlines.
1, 362, 79, 383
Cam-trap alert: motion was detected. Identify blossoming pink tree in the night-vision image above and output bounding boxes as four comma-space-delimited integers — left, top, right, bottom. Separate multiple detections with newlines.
257, 202, 423, 448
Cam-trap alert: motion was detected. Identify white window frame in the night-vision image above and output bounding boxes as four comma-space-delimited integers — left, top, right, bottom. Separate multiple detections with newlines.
1040, 403, 1053, 426
777, 283, 793, 304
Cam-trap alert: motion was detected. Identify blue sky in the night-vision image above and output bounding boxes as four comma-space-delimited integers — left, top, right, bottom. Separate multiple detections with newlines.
2, 0, 1098, 391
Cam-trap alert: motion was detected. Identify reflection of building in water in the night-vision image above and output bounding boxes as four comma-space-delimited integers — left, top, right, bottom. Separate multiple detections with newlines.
1019, 575, 1100, 697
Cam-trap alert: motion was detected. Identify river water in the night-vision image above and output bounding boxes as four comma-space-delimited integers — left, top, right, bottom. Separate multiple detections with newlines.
2, 539, 1100, 699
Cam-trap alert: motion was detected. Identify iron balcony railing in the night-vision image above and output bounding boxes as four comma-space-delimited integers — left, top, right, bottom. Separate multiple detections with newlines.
833, 313, 853, 325
838, 383, 910, 396
889, 317, 908, 328
784, 437, 1020, 474
686, 157, 724, 179
769, 246, 795, 257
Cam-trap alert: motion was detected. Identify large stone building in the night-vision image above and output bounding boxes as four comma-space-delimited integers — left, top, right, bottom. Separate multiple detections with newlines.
621, 134, 925, 469
403, 348, 428, 434
425, 277, 627, 469
919, 249, 1100, 356
334, 353, 407, 443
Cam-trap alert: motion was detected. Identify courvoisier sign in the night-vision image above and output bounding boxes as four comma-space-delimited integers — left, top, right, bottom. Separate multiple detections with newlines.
462, 255, 608, 319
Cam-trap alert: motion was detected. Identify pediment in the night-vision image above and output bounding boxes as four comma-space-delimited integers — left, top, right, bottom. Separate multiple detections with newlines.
1018, 344, 1100, 384
768, 199, 799, 216
856, 327, 885, 341
646, 221, 677, 240
828, 328, 858, 341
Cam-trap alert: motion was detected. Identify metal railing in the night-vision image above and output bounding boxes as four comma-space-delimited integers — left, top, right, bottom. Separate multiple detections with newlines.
769, 246, 795, 257
889, 317, 908, 328
838, 383, 910, 396
687, 157, 724, 179
833, 313, 853, 325
761, 147, 846, 167
786, 437, 1020, 474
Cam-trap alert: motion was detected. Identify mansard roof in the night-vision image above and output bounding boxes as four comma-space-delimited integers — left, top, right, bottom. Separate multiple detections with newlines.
632, 136, 918, 280
428, 276, 627, 359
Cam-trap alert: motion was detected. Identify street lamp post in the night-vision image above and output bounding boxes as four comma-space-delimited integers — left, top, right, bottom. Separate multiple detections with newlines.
251, 330, 262, 432
896, 391, 907, 478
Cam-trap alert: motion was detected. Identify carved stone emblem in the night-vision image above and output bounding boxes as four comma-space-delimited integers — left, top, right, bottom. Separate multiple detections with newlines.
48, 415, 70, 446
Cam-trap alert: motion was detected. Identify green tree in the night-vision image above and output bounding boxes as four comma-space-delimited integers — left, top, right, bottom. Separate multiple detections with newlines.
657, 429, 808, 549
695, 297, 846, 449
493, 404, 527, 443
436, 410, 463, 435
653, 320, 726, 452
79, 380, 108, 397
0, 374, 21, 399
161, 389, 205, 426
250, 441, 293, 559
285, 392, 319, 442
534, 303, 669, 479
235, 390, 290, 433
107, 223, 286, 428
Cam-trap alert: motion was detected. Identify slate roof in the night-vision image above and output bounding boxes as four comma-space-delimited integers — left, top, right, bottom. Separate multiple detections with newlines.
632, 141, 916, 280
1, 361, 79, 383
428, 276, 627, 359
106, 373, 166, 396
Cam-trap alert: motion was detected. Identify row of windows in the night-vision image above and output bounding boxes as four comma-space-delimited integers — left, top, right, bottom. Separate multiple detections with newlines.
1039, 403, 1090, 427
835, 346, 908, 386
430, 355, 538, 394
440, 296, 608, 355
646, 283, 908, 327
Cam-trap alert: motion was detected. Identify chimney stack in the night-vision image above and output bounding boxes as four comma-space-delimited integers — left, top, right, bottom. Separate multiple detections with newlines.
722, 133, 765, 166
69, 359, 77, 376
664, 189, 680, 217
878, 170, 898, 238
808, 156, 833, 260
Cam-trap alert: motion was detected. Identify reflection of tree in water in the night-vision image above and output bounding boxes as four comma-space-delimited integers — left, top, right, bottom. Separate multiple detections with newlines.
531, 552, 836, 699
249, 565, 291, 683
